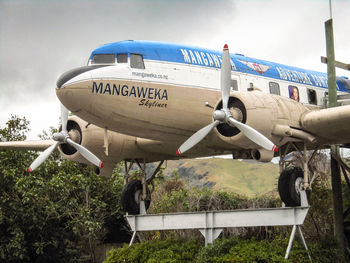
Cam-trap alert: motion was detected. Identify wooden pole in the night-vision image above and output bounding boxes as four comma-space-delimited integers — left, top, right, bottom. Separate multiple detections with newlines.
325, 18, 345, 256
326, 19, 337, 108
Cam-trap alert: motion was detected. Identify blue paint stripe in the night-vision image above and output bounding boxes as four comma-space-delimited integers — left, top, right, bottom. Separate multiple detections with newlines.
90, 40, 349, 92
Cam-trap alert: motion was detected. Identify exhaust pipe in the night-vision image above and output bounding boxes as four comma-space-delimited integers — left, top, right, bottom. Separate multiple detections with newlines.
251, 148, 274, 162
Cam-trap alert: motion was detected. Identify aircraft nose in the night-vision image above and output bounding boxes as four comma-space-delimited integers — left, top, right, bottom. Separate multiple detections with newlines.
56, 65, 103, 112
56, 65, 106, 89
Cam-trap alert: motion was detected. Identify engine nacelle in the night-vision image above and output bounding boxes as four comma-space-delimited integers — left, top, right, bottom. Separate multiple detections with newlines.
214, 90, 310, 150
58, 116, 132, 176
57, 115, 177, 176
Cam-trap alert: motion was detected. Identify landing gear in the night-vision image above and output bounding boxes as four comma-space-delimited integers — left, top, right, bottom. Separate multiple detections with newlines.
278, 166, 304, 206
121, 180, 151, 215
121, 159, 164, 215
278, 143, 319, 207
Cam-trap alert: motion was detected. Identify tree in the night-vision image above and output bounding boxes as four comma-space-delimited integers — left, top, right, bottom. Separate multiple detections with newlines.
0, 116, 127, 263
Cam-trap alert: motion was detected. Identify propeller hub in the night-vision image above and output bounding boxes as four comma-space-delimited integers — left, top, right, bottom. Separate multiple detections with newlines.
52, 132, 68, 143
213, 110, 226, 122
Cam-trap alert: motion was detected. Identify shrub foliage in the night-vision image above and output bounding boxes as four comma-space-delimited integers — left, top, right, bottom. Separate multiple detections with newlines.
0, 116, 127, 262
104, 236, 344, 263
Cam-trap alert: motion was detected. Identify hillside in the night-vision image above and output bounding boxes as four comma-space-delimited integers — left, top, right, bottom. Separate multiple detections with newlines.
160, 158, 280, 197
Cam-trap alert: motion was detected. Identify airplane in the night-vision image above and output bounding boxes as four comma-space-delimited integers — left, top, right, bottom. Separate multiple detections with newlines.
1, 40, 350, 215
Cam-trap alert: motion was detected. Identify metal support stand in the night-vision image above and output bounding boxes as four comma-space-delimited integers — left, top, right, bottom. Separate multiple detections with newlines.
285, 225, 312, 261
128, 200, 147, 247
198, 211, 223, 246
284, 190, 311, 260
285, 225, 297, 259
126, 190, 311, 259
199, 228, 223, 246
129, 231, 137, 246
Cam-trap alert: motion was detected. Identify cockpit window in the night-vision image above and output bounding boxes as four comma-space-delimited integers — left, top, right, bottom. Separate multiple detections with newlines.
91, 54, 115, 64
117, 54, 128, 63
130, 54, 145, 69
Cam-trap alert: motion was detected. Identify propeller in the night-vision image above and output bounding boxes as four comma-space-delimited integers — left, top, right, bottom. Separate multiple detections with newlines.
176, 44, 278, 156
28, 104, 104, 173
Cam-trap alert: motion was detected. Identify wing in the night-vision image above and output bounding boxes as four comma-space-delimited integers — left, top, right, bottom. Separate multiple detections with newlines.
0, 140, 55, 151
301, 105, 350, 144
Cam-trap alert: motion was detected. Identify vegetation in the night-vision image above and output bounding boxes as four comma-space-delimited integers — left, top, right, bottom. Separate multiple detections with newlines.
104, 239, 200, 263
104, 236, 343, 263
0, 116, 128, 263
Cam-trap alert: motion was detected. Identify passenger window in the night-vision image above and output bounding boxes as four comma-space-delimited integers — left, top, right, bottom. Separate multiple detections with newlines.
130, 54, 145, 69
307, 89, 317, 105
269, 82, 280, 95
288, 85, 299, 102
91, 54, 115, 64
231, 79, 238, 91
117, 54, 128, 63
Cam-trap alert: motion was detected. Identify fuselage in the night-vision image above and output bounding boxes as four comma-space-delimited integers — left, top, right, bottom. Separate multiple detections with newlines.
56, 40, 350, 149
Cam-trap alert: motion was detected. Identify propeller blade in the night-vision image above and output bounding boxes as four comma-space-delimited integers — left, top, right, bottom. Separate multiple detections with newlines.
61, 104, 69, 133
28, 142, 59, 172
227, 117, 278, 152
176, 120, 220, 156
66, 138, 104, 168
221, 44, 231, 110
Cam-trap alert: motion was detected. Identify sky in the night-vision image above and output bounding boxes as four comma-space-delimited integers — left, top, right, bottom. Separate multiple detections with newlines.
0, 0, 349, 140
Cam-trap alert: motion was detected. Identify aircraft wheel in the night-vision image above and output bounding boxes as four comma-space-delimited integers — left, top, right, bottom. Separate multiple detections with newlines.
121, 180, 151, 215
278, 166, 305, 207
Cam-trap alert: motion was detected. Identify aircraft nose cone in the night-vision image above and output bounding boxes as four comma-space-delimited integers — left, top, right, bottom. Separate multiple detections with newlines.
56, 88, 82, 112
56, 64, 110, 117
56, 66, 102, 112
56, 65, 106, 89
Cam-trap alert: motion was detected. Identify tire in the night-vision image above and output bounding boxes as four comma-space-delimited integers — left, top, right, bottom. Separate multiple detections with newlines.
278, 166, 305, 207
121, 180, 151, 215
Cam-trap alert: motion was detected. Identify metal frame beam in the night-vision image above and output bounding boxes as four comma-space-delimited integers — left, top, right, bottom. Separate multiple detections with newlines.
126, 191, 310, 259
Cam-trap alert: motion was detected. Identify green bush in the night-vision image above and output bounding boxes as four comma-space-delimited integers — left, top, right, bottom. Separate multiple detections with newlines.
104, 239, 200, 263
104, 236, 344, 263
0, 116, 127, 262
195, 237, 239, 263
